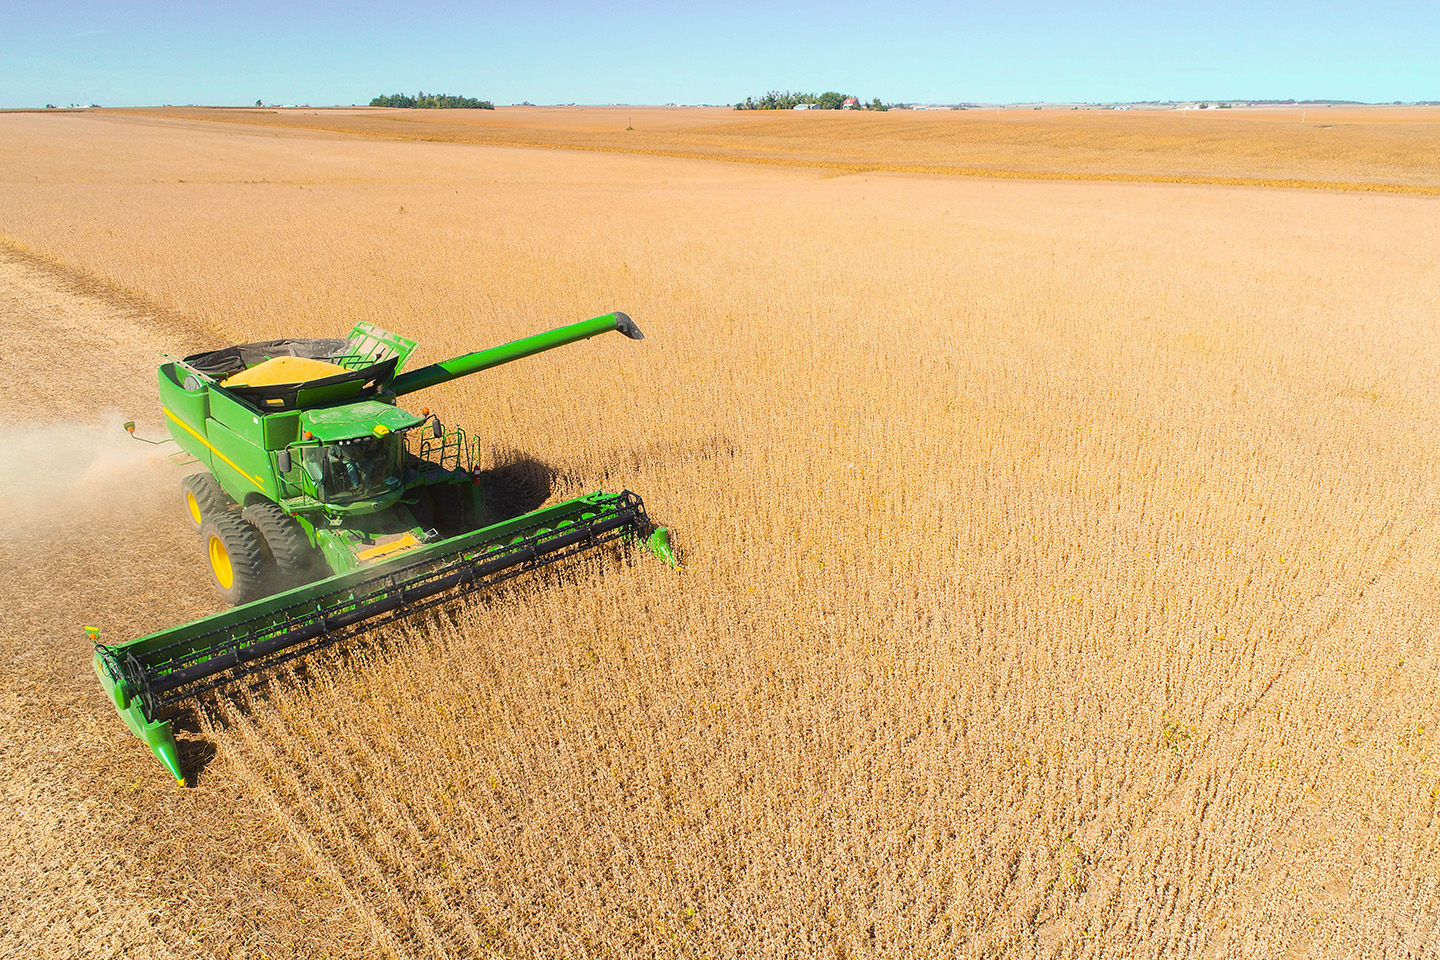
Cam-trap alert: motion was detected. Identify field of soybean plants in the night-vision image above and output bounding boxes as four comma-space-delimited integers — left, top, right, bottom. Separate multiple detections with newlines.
1, 109, 1437, 957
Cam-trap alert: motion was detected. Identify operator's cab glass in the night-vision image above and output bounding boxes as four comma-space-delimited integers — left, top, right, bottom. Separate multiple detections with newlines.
301, 436, 400, 504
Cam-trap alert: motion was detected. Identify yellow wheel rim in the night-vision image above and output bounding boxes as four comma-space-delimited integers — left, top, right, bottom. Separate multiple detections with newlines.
186, 491, 203, 526
208, 535, 234, 590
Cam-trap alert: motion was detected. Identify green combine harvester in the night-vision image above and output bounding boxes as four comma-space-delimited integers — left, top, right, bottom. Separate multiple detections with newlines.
92, 312, 675, 783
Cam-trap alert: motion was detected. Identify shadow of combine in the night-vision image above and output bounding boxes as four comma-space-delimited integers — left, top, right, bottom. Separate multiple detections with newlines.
474, 452, 554, 526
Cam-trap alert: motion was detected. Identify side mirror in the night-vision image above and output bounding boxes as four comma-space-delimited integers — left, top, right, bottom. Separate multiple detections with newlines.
277, 449, 292, 473
431, 419, 443, 439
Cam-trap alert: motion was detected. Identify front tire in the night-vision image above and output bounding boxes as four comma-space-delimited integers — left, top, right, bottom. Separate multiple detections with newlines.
200, 513, 267, 606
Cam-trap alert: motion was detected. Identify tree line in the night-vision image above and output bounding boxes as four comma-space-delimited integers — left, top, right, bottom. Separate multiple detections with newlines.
370, 92, 495, 109
734, 91, 903, 111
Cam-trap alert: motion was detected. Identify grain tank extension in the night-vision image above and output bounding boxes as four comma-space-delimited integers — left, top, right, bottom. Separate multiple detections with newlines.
92, 313, 676, 783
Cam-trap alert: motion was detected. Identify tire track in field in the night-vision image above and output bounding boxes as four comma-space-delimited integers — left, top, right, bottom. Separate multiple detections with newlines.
1043, 506, 1431, 957
1199, 515, 1440, 957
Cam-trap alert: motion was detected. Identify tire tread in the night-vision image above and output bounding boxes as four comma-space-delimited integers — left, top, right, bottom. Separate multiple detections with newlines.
200, 512, 267, 606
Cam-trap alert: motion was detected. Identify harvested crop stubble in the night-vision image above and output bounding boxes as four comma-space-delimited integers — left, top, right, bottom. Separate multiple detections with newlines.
1, 112, 1439, 957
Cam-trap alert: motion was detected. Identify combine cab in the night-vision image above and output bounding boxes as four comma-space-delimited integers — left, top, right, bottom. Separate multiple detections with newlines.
94, 313, 675, 782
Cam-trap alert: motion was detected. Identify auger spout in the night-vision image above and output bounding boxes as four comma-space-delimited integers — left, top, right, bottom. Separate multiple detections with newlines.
389, 312, 644, 397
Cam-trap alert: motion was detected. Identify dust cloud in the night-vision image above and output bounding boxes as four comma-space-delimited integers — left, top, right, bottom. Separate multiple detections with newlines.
0, 416, 181, 542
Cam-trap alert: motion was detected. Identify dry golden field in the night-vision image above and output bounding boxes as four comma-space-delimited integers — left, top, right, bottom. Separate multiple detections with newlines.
1, 109, 1439, 958
128, 104, 1440, 193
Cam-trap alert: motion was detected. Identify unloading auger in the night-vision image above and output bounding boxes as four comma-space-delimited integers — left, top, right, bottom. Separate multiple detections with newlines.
92, 312, 676, 783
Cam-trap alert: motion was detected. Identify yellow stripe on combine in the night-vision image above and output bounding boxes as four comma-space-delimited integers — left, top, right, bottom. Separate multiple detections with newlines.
163, 407, 267, 490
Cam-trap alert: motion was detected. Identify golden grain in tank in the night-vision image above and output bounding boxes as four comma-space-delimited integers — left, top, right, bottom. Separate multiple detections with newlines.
221, 355, 347, 387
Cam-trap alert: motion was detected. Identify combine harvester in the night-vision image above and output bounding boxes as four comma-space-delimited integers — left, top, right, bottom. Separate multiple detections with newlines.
92, 313, 675, 783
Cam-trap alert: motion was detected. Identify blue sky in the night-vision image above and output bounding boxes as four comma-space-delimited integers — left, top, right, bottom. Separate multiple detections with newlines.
2, 1, 1435, 108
